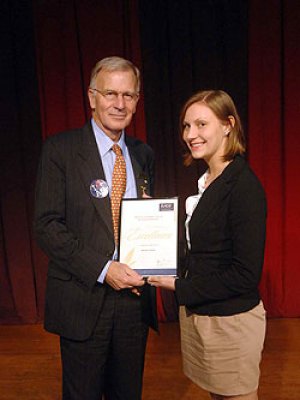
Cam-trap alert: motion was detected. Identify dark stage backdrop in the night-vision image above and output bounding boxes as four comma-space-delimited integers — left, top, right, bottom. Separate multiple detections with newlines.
139, 0, 248, 319
1, 0, 43, 323
1, 0, 300, 325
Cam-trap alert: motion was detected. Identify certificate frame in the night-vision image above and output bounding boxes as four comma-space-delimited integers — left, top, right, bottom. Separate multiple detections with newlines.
119, 198, 178, 276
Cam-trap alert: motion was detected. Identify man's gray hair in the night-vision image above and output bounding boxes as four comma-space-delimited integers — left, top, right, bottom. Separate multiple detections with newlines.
89, 56, 140, 92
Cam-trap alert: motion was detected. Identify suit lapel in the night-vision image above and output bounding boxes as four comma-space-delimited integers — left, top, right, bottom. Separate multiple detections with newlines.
190, 178, 231, 233
190, 156, 246, 234
75, 126, 150, 235
127, 141, 150, 198
130, 153, 147, 198
76, 123, 113, 236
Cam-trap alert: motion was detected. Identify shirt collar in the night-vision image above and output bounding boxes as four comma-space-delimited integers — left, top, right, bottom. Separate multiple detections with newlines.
91, 118, 126, 157
198, 170, 209, 194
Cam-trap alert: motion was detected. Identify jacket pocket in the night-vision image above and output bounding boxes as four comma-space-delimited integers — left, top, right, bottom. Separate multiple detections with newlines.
47, 267, 72, 281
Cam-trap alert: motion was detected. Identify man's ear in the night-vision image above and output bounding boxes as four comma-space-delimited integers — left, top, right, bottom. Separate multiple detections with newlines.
131, 95, 139, 115
88, 88, 96, 110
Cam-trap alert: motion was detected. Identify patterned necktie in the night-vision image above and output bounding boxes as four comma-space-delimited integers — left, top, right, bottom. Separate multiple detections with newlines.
111, 144, 127, 245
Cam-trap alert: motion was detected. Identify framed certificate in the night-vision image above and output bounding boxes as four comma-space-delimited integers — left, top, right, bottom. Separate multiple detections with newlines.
119, 198, 178, 276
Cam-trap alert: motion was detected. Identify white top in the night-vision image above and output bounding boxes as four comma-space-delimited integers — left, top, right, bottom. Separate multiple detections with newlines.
185, 171, 208, 250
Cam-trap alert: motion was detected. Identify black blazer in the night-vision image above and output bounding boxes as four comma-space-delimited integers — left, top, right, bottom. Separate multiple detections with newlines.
34, 121, 156, 340
175, 155, 267, 316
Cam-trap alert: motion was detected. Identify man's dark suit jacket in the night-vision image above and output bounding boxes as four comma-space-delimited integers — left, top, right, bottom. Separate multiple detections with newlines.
34, 121, 156, 340
175, 155, 267, 316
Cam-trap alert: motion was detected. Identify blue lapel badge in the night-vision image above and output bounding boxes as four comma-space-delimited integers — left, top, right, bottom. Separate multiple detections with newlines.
90, 179, 109, 198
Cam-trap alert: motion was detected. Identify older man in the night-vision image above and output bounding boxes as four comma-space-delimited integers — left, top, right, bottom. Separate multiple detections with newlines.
34, 56, 156, 400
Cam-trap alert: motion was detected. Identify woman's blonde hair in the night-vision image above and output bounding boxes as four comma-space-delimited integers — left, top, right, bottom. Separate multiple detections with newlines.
180, 90, 246, 166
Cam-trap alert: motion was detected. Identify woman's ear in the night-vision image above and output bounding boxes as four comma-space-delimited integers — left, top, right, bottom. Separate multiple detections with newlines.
228, 115, 235, 129
224, 115, 235, 135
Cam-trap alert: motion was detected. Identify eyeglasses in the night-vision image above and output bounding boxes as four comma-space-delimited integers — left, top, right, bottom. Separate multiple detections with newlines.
91, 88, 139, 102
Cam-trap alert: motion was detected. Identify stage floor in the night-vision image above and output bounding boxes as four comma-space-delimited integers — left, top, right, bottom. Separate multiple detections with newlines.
0, 318, 299, 399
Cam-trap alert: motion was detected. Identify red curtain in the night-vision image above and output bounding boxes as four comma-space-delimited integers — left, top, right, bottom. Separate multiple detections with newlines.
0, 0, 44, 324
248, 0, 300, 316
33, 0, 146, 141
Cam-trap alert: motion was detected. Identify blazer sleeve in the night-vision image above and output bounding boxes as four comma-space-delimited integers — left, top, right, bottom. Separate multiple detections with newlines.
175, 172, 267, 307
34, 136, 111, 289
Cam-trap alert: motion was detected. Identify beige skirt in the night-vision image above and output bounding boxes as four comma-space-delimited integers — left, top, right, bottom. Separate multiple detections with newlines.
179, 302, 266, 396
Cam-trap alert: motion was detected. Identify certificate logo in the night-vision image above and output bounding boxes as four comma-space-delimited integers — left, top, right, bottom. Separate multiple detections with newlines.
159, 202, 174, 211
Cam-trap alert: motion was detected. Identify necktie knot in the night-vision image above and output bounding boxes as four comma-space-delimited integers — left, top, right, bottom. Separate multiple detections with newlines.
112, 144, 122, 156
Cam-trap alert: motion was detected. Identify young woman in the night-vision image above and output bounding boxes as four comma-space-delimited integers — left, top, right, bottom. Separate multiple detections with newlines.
149, 90, 267, 400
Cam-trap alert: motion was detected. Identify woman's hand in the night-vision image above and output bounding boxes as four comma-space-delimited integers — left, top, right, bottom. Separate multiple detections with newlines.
147, 276, 176, 291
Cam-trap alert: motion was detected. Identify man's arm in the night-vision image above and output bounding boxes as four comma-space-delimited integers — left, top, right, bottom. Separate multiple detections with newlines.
34, 136, 109, 288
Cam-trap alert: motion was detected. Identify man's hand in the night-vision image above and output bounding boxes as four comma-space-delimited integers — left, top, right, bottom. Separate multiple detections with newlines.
105, 261, 145, 291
